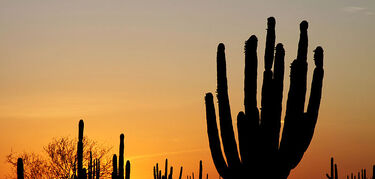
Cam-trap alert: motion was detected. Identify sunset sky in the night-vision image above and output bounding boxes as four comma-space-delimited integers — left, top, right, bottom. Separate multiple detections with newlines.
1, 0, 375, 178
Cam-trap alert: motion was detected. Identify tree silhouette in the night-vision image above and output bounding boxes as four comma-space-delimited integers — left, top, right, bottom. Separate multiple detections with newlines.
7, 136, 112, 178
204, 17, 324, 179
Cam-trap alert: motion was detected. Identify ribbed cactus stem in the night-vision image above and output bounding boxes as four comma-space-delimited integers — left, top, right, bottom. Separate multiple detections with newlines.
17, 158, 24, 179
112, 154, 118, 179
119, 134, 125, 179
125, 160, 130, 179
78, 120, 84, 179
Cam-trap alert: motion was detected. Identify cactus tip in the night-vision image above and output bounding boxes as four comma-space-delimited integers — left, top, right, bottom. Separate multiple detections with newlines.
218, 43, 225, 51
245, 35, 257, 48
79, 119, 84, 127
205, 93, 213, 101
314, 46, 324, 68
300, 20, 308, 30
120, 133, 124, 140
276, 43, 284, 50
267, 17, 276, 28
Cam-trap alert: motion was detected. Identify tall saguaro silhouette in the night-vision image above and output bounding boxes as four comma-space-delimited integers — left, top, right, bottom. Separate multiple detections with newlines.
204, 17, 324, 179
78, 120, 84, 179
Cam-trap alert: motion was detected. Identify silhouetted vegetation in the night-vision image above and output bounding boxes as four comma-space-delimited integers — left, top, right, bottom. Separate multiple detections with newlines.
326, 157, 338, 179
153, 159, 181, 179
8, 123, 113, 178
112, 134, 131, 179
153, 159, 209, 179
325, 157, 374, 179
204, 17, 324, 179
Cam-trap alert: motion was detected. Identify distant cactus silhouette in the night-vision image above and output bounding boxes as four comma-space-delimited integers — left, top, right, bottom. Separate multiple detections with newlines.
204, 17, 324, 179
326, 157, 338, 179
153, 159, 183, 179
112, 134, 131, 179
78, 120, 85, 179
112, 155, 118, 178
17, 158, 24, 179
344, 163, 374, 179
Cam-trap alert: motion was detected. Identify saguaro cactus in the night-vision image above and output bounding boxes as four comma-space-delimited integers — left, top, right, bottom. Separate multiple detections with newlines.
17, 158, 24, 179
326, 157, 338, 179
119, 134, 125, 179
77, 120, 84, 179
204, 17, 324, 179
112, 133, 130, 179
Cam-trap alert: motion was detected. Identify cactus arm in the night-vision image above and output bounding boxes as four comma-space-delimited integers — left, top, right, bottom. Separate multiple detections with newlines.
297, 21, 309, 62
236, 111, 249, 166
301, 46, 324, 152
17, 158, 24, 179
205, 93, 228, 177
279, 21, 310, 172
156, 163, 159, 179
216, 43, 241, 169
165, 159, 168, 178
264, 17, 276, 70
242, 35, 260, 167
113, 155, 117, 179
244, 35, 260, 124
305, 47, 324, 124
260, 17, 280, 158
154, 166, 157, 179
199, 161, 202, 179
179, 167, 183, 179
125, 160, 130, 179
271, 43, 285, 149
168, 167, 173, 179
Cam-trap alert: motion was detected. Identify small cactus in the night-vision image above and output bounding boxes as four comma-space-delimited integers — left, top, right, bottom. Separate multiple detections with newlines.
153, 159, 182, 179
326, 157, 338, 179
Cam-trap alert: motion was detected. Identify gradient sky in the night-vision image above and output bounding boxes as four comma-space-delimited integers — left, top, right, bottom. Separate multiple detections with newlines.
1, 0, 375, 178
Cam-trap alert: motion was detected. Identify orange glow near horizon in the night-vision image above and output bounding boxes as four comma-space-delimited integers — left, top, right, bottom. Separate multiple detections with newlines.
1, 1, 375, 178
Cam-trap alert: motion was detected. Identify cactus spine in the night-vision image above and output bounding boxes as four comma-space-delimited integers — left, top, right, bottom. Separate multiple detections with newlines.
205, 17, 324, 179
17, 158, 24, 179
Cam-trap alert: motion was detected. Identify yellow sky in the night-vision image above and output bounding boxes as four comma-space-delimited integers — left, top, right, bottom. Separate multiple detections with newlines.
1, 0, 375, 178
